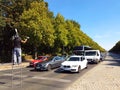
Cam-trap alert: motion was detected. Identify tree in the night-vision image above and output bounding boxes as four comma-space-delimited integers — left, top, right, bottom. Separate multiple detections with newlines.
0, 0, 46, 61
20, 1, 55, 57
65, 20, 82, 51
110, 41, 120, 53
54, 13, 68, 54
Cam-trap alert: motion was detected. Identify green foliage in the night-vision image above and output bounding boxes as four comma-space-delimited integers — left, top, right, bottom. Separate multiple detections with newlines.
20, 1, 55, 47
0, 0, 105, 62
54, 13, 68, 53
110, 41, 120, 53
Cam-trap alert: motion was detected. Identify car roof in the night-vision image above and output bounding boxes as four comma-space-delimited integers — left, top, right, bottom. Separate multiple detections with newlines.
85, 50, 99, 52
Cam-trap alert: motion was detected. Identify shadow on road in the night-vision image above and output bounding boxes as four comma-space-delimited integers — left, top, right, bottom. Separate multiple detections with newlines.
54, 68, 85, 74
105, 52, 120, 66
104, 59, 120, 66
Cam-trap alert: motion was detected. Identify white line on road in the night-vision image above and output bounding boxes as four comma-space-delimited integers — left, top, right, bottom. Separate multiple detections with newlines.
3, 74, 28, 78
32, 76, 71, 83
2, 74, 71, 83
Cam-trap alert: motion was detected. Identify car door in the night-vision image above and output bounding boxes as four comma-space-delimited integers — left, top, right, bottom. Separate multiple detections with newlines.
56, 56, 63, 66
50, 56, 58, 68
54, 56, 62, 68
49, 58, 56, 68
80, 56, 86, 69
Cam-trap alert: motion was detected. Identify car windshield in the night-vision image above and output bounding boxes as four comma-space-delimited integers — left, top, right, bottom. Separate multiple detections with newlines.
37, 56, 43, 59
47, 56, 54, 61
85, 51, 96, 56
67, 57, 79, 61
41, 56, 62, 63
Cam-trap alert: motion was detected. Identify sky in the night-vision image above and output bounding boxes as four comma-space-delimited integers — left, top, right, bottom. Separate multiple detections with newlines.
44, 0, 120, 50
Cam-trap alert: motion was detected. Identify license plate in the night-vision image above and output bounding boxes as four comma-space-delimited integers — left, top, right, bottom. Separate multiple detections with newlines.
36, 67, 40, 69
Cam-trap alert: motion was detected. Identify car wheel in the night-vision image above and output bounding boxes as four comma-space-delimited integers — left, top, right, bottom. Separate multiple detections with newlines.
35, 68, 39, 71
95, 60, 99, 64
77, 66, 81, 73
47, 65, 51, 71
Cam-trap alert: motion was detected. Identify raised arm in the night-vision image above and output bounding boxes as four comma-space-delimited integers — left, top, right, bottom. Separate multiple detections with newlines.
21, 37, 29, 43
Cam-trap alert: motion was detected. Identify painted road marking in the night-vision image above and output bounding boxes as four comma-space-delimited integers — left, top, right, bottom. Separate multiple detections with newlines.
3, 74, 28, 78
32, 76, 71, 83
2, 74, 71, 83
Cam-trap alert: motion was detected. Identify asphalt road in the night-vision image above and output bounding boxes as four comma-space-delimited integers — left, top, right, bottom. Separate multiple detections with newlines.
0, 62, 97, 90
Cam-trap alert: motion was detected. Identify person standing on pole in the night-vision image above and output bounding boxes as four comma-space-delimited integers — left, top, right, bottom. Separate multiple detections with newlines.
12, 28, 29, 65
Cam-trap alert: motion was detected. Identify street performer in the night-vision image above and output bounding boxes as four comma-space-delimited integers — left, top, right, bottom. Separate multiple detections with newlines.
12, 28, 29, 65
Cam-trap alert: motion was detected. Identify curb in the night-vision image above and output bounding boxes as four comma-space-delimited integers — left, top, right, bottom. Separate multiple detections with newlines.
0, 62, 29, 71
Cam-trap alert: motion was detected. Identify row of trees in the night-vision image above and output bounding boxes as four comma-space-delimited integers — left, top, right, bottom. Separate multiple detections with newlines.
0, 0, 105, 62
109, 41, 120, 53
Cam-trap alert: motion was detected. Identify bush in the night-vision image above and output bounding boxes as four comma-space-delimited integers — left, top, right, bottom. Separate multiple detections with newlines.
22, 54, 33, 62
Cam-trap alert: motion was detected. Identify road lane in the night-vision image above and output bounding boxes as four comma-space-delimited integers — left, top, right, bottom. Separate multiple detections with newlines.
0, 63, 96, 90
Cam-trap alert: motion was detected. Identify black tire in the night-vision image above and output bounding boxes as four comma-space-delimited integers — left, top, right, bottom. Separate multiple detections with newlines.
47, 65, 51, 71
95, 60, 99, 64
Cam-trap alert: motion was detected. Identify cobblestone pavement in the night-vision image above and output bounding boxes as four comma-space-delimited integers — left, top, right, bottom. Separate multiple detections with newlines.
65, 54, 120, 90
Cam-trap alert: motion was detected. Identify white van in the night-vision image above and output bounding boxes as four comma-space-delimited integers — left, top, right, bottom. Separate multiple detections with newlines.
84, 50, 101, 64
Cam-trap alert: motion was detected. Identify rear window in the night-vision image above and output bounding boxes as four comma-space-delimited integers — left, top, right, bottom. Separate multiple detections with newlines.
73, 46, 83, 51
73, 46, 92, 51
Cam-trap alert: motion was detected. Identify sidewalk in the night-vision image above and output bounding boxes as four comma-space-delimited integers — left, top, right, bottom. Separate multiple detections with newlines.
65, 54, 120, 90
0, 62, 29, 71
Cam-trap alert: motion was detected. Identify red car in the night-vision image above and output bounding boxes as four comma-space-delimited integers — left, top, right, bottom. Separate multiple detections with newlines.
29, 56, 49, 67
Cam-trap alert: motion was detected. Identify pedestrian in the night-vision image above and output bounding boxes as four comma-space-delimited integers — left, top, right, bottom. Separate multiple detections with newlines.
12, 29, 29, 65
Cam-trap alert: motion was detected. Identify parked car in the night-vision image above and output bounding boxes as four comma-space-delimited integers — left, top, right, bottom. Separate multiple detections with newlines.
29, 56, 49, 67
35, 56, 65, 71
60, 55, 88, 73
84, 50, 101, 64
100, 53, 106, 61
